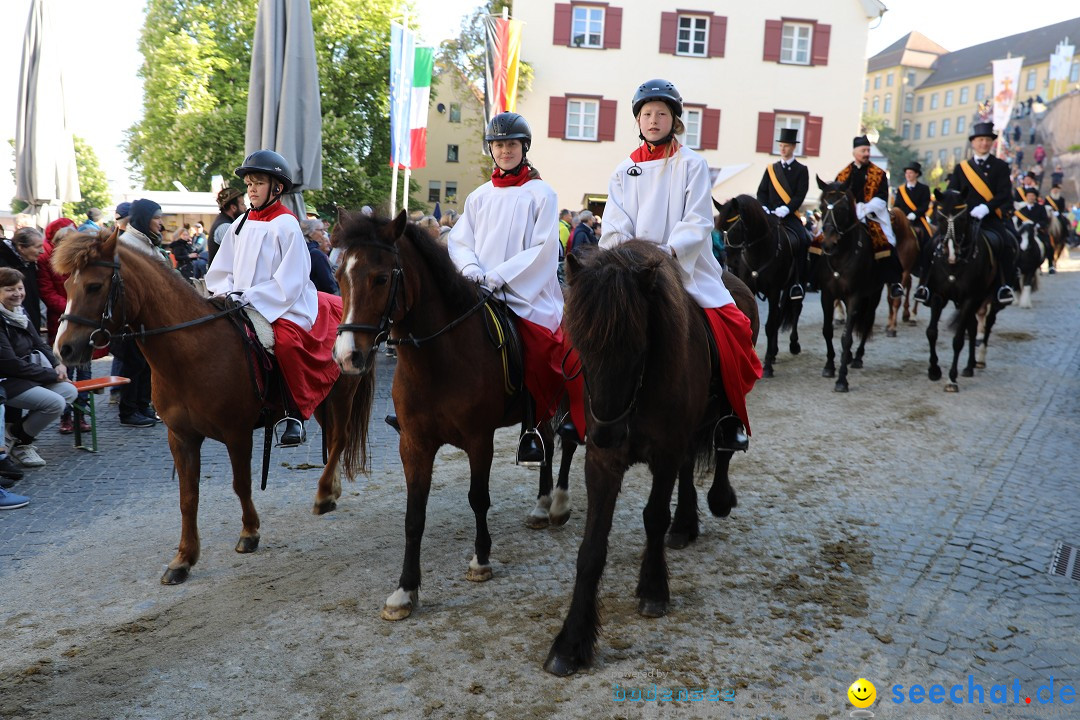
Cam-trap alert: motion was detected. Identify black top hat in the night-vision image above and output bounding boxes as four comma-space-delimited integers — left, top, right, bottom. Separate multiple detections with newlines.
853, 135, 871, 148
777, 127, 800, 144
1025, 171, 1037, 180
968, 122, 998, 140
1022, 186, 1038, 194
904, 161, 923, 176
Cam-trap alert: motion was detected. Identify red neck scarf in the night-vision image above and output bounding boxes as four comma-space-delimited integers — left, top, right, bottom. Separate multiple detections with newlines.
491, 166, 536, 188
249, 200, 295, 222
630, 139, 680, 163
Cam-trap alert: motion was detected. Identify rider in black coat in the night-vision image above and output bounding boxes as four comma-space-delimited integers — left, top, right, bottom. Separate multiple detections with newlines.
756, 126, 810, 299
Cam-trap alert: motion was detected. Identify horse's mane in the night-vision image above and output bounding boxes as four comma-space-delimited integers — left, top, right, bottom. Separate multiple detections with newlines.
52, 230, 203, 301
732, 194, 770, 237
334, 212, 477, 312
564, 240, 689, 365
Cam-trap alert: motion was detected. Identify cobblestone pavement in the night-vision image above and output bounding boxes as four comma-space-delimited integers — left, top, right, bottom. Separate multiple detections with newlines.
1, 258, 1079, 719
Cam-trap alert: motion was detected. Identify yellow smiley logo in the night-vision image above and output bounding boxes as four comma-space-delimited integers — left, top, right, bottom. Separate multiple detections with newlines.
848, 678, 876, 708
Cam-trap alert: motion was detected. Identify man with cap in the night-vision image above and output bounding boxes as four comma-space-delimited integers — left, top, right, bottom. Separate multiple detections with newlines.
1014, 171, 1039, 204
836, 136, 904, 299
206, 150, 341, 447
945, 121, 1018, 304
208, 187, 245, 265
757, 127, 811, 300
115, 199, 170, 428
114, 202, 132, 231
898, 162, 934, 304
1013, 186, 1050, 260
1045, 183, 1068, 220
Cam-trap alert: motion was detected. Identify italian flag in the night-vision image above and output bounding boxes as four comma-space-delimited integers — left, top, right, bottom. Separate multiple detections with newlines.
407, 47, 434, 169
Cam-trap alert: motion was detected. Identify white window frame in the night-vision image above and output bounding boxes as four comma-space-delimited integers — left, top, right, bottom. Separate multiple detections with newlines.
883, 94, 892, 113
682, 108, 703, 149
1025, 69, 1036, 91
959, 86, 969, 104
930, 92, 939, 110
676, 15, 709, 57
944, 89, 953, 107
780, 22, 812, 65
571, 5, 605, 49
925, 150, 933, 164
872, 96, 879, 114
901, 120, 911, 140
975, 83, 985, 101
874, 75, 881, 89
886, 72, 894, 87
427, 181, 441, 203
445, 182, 458, 203
941, 118, 950, 136
956, 115, 966, 134
772, 114, 806, 156
938, 148, 948, 164
927, 120, 936, 138
565, 98, 599, 141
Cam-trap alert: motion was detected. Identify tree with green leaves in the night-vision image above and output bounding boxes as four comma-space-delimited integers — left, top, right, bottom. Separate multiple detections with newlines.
127, 0, 399, 215
63, 137, 113, 221
862, 114, 918, 187
438, 0, 532, 100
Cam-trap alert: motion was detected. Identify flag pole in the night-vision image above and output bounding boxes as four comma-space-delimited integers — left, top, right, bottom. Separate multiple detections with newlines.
390, 13, 410, 216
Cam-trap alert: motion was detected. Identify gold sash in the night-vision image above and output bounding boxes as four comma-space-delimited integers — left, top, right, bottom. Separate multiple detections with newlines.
898, 184, 917, 212
960, 160, 1002, 218
766, 164, 791, 206
1014, 207, 1033, 224
1047, 196, 1062, 212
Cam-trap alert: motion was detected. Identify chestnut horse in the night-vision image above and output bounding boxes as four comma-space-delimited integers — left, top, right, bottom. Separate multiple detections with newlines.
544, 240, 757, 676
52, 230, 372, 584
884, 208, 920, 336
331, 210, 567, 622
713, 194, 801, 378
814, 177, 885, 392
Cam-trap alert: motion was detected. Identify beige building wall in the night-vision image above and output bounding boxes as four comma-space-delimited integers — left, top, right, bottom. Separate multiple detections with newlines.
513, 0, 885, 213
408, 68, 490, 215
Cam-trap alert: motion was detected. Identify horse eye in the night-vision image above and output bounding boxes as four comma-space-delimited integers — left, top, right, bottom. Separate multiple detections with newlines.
86, 283, 104, 294
373, 274, 389, 286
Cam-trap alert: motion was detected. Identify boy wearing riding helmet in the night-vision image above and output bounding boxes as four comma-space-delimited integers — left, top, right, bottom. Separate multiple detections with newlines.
447, 112, 585, 465
205, 150, 341, 446
599, 79, 761, 451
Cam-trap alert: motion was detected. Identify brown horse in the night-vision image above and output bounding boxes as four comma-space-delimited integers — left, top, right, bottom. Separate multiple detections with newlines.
1046, 214, 1067, 273
331, 210, 567, 622
544, 240, 757, 676
885, 207, 920, 336
52, 230, 372, 584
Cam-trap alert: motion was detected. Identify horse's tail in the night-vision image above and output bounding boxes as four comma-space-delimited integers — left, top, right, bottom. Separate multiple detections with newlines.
340, 367, 376, 479
779, 294, 800, 333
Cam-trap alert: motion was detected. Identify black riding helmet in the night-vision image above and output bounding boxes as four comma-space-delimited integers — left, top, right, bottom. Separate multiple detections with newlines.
485, 112, 532, 154
235, 149, 294, 193
632, 79, 683, 118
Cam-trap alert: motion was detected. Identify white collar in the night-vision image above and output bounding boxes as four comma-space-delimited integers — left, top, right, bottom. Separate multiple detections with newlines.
974, 154, 989, 162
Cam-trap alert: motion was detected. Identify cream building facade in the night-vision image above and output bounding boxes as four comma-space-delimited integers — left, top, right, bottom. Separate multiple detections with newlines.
408, 66, 490, 215
507, 0, 886, 214
864, 17, 1080, 175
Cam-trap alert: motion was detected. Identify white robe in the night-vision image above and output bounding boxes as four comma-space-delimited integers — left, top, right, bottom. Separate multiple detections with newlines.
600, 145, 733, 309
864, 196, 896, 246
205, 206, 318, 330
448, 179, 564, 333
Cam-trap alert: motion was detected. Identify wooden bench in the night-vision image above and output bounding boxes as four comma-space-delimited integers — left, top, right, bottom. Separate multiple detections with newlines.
71, 376, 131, 452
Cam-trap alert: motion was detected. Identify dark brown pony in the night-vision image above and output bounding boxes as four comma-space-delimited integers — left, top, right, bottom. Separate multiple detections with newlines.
544, 240, 757, 676
331, 210, 566, 622
713, 194, 801, 378
52, 230, 372, 584
814, 176, 886, 392
885, 208, 920, 336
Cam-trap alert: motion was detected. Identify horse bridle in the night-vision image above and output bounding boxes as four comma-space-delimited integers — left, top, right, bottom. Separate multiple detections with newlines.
59, 251, 247, 349
582, 356, 646, 437
819, 191, 861, 254
936, 205, 979, 266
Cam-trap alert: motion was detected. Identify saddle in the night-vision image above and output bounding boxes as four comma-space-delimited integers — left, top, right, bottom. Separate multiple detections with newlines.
809, 221, 892, 260
208, 295, 278, 421
480, 291, 525, 398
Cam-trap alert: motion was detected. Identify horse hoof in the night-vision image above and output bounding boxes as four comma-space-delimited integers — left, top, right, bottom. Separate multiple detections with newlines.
638, 598, 668, 618
544, 652, 579, 677
313, 497, 337, 515
381, 588, 417, 621
466, 565, 493, 582
834, 382, 849, 393
886, 328, 897, 338
905, 319, 918, 326
974, 361, 986, 369
707, 487, 737, 518
235, 535, 260, 554
850, 358, 863, 369
665, 532, 696, 549
161, 566, 190, 585
548, 509, 572, 527
928, 367, 942, 381
961, 367, 974, 377
762, 366, 775, 379
822, 367, 835, 378
525, 512, 550, 530
790, 341, 801, 355
944, 383, 959, 393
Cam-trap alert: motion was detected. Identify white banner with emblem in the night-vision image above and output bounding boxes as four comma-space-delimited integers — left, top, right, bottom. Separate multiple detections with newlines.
1047, 39, 1075, 100
991, 57, 1024, 142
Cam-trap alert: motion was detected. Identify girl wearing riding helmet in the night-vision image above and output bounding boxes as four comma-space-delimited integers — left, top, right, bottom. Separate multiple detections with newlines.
448, 112, 585, 465
205, 150, 341, 447
599, 79, 761, 450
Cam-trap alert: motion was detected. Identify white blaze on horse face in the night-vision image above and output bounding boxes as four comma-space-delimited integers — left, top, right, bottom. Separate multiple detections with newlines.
53, 270, 79, 356
333, 255, 360, 370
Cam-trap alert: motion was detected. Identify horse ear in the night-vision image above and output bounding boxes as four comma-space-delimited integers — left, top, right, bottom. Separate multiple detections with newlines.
102, 225, 119, 256
564, 252, 583, 285
391, 209, 408, 241
815, 174, 828, 191
712, 197, 723, 212
933, 188, 943, 201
